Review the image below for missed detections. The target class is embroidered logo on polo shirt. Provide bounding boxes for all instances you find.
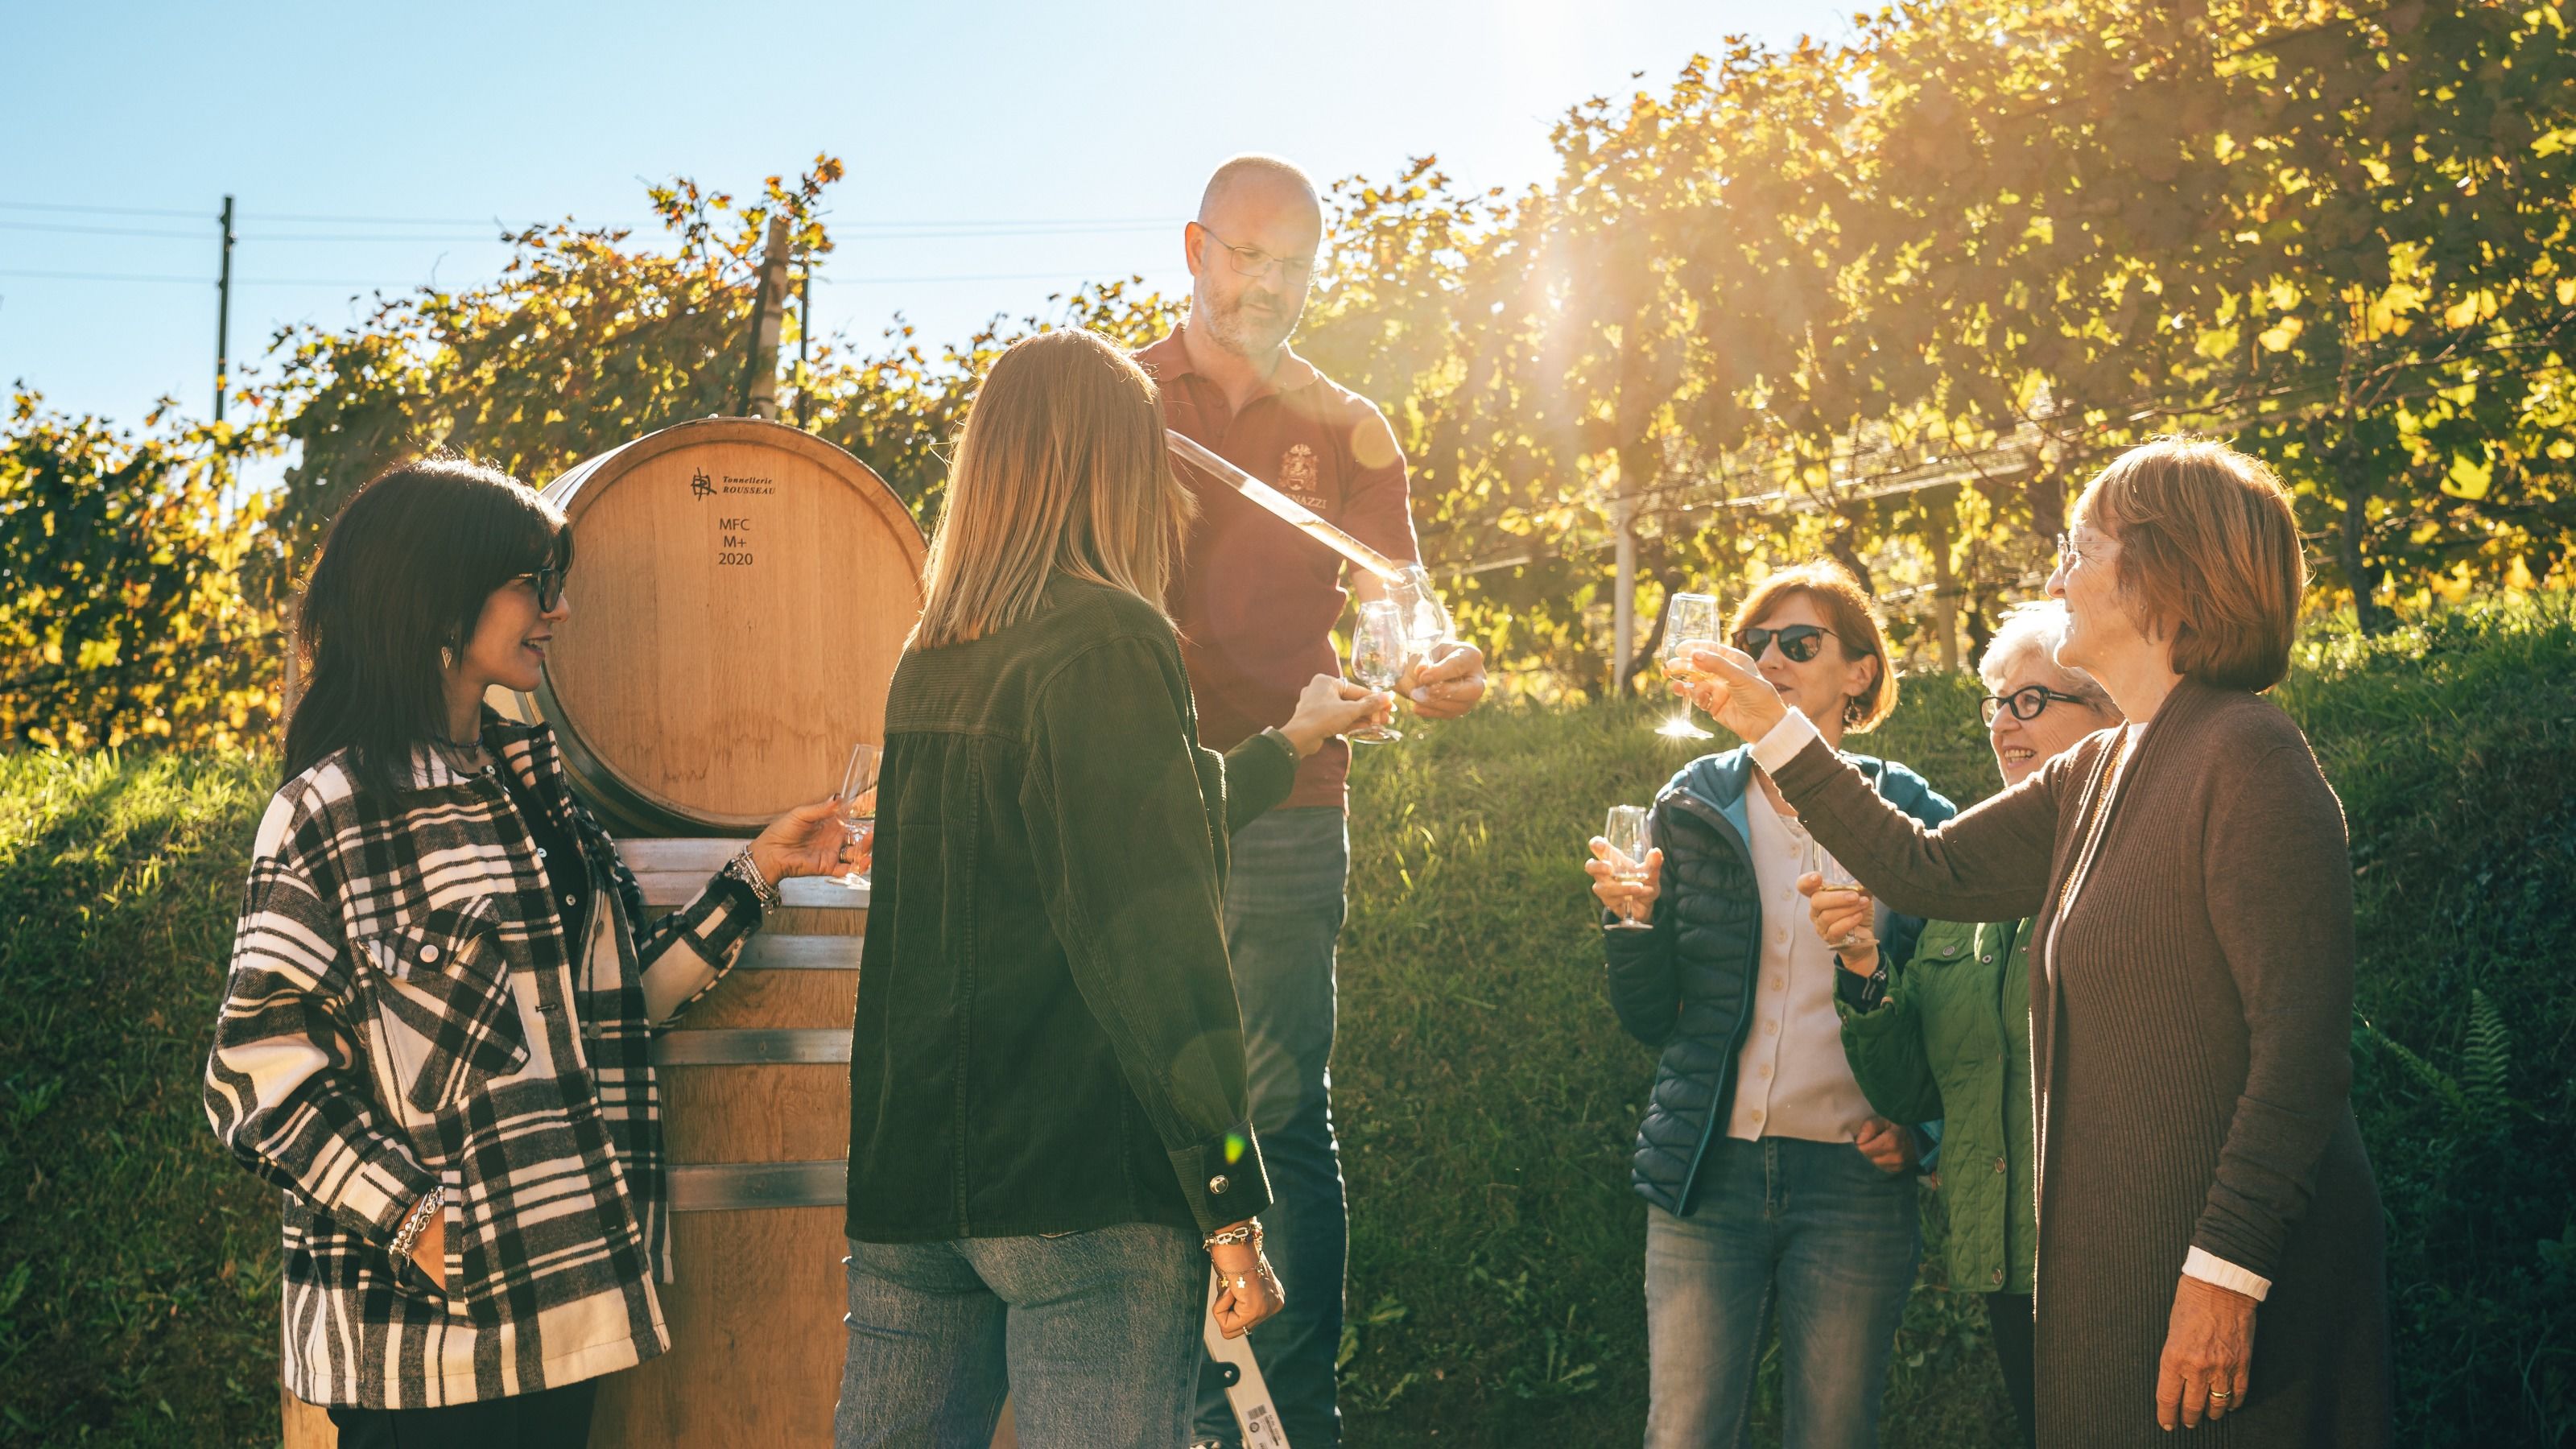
[1278,444,1327,509]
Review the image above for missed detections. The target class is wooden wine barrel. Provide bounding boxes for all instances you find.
[524,416,926,836]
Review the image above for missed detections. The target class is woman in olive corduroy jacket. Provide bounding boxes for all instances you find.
[1818,601,2121,1449]
[830,329,1389,1449]
[1688,440,2390,1447]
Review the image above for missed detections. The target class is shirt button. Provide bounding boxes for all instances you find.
[1770,976,1784,992]
[1208,1174,1229,1195]
[1757,1063,1772,1077]
[1992,1268,2006,1285]
[419,944,440,962]
[1749,1109,1765,1124]
[563,894,577,907]
[1994,1156,2008,1174]
[1765,1019,1779,1035]
[1981,953,1993,964]
[535,847,548,861]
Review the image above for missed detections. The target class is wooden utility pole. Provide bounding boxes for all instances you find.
[795,246,814,429]
[214,195,235,423]
[739,215,793,420]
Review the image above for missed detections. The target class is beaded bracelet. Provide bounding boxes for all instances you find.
[723,844,784,910]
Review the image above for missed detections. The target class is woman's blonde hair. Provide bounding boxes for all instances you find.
[2071,437,2306,692]
[911,330,1193,649]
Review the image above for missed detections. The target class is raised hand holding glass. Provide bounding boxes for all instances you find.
[1657,592,1723,739]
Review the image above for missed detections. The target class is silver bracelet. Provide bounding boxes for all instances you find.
[723,844,783,910]
[1203,1219,1264,1252]
[388,1186,443,1264]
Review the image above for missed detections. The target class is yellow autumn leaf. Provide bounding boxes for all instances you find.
[2258,317,2304,351]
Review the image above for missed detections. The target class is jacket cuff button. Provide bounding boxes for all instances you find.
[419,944,440,962]
[1208,1174,1229,1195]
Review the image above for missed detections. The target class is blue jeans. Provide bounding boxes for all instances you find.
[1193,807,1350,1447]
[1643,1136,1921,1449]
[832,1225,1200,1449]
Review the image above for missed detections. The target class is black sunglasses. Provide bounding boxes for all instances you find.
[1980,684,2092,726]
[516,564,567,612]
[1732,624,1841,663]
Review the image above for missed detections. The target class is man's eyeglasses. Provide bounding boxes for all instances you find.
[1732,624,1841,663]
[1980,684,2093,726]
[516,565,567,612]
[1195,224,1315,285]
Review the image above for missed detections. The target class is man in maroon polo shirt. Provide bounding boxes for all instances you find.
[1143,154,1487,1449]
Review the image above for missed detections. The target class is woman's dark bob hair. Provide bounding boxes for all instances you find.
[283,456,571,795]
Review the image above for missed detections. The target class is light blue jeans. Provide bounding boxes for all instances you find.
[1194,807,1352,1448]
[831,1224,1200,1449]
[1644,1135,1921,1449]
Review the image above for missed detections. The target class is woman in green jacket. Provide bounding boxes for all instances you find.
[1804,601,2120,1449]
[831,329,1389,1449]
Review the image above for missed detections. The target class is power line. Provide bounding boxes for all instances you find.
[0,219,209,239]
[0,199,205,220]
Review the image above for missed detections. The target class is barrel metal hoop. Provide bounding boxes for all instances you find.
[653,1028,850,1066]
[667,1158,847,1212]
[738,935,864,971]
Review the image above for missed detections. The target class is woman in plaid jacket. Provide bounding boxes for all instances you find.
[203,458,850,1447]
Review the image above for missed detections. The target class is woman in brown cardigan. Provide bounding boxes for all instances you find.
[1675,438,2391,1446]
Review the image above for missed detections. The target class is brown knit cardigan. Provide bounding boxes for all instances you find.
[1772,679,2391,1447]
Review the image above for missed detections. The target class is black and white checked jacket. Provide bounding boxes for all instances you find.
[204,714,763,1408]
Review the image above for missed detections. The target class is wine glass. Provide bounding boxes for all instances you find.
[1348,600,1406,744]
[1810,769,1880,952]
[1602,804,1655,931]
[832,742,881,889]
[1657,592,1724,739]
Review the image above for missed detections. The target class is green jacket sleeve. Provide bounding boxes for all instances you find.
[1220,729,1300,836]
[1837,935,1946,1125]
[1020,634,1272,1236]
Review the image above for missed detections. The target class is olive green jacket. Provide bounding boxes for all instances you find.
[845,576,1296,1244]
[1838,916,2037,1296]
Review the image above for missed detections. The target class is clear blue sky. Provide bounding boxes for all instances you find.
[3,0,1855,435]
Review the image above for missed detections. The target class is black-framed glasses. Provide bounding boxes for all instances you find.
[516,564,567,612]
[1194,223,1315,284]
[1981,684,2093,726]
[1732,624,1839,663]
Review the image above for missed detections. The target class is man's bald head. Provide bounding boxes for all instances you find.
[1197,155,1322,229]
[1186,155,1324,361]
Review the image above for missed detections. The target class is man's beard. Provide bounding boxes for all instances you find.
[1197,286,1302,357]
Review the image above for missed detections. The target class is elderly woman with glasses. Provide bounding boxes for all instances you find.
[1678,439,2391,1447]
[1803,600,2120,1449]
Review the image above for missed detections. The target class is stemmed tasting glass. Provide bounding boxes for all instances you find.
[1602,805,1655,931]
[1348,600,1407,744]
[831,742,881,890]
[1657,592,1724,740]
[1808,770,1880,952]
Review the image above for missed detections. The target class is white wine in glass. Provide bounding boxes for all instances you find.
[1603,804,1655,931]
[1657,592,1724,739]
[832,742,881,890]
[1348,600,1406,744]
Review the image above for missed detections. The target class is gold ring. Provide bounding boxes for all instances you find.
[2210,1389,2233,1402]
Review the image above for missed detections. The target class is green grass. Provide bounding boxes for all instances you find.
[3,597,2571,1447]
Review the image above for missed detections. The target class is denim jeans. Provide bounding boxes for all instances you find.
[1193,807,1350,1447]
[831,1225,1200,1449]
[1643,1136,1921,1449]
